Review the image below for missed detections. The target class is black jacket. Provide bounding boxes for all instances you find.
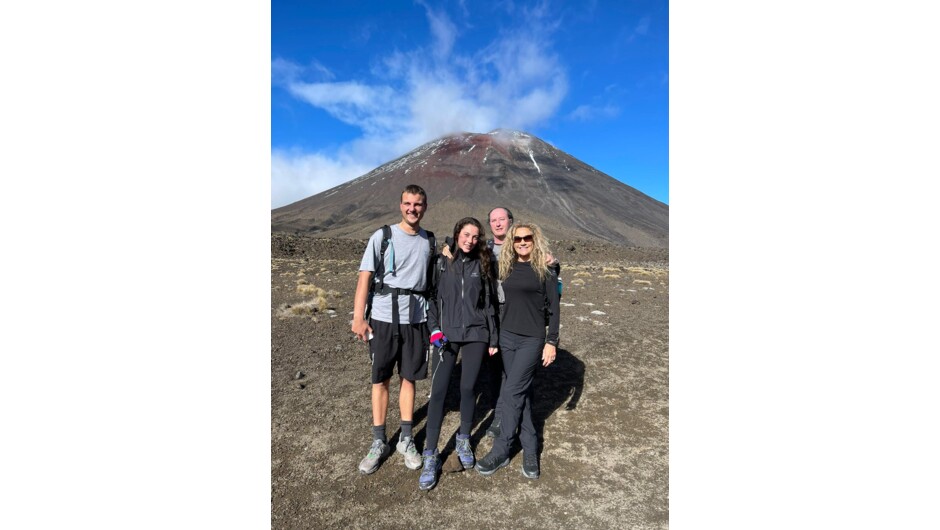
[427,249,498,347]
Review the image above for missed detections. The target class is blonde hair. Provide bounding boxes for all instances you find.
[498,223,551,282]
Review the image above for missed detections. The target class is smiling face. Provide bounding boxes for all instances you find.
[488,208,511,242]
[512,227,534,261]
[457,223,481,254]
[399,192,426,229]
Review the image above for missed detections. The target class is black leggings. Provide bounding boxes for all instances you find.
[424,341,487,452]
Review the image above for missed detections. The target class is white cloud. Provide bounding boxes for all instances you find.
[423,4,458,58]
[271,4,569,208]
[286,81,403,134]
[271,149,373,209]
[569,103,620,122]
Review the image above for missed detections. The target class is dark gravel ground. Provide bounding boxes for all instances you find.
[271,233,669,529]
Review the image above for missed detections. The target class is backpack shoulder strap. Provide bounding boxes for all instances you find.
[426,230,436,257]
[374,225,392,291]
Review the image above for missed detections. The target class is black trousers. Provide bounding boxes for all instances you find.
[424,341,486,452]
[490,330,543,457]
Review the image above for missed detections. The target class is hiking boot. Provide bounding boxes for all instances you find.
[418,449,440,491]
[485,416,501,439]
[455,433,475,469]
[475,451,509,476]
[358,439,391,474]
[521,452,540,479]
[396,434,422,470]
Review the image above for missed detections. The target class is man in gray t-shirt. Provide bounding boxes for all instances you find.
[351,184,433,475]
[358,224,430,325]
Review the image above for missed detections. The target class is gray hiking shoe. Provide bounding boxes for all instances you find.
[455,434,475,469]
[521,452,540,479]
[358,439,391,474]
[418,449,440,491]
[396,435,422,470]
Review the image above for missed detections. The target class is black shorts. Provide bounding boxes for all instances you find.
[369,319,430,384]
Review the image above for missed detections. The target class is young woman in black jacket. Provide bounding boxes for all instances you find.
[419,217,499,490]
[475,222,560,480]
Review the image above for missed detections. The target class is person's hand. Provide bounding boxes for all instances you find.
[430,330,448,348]
[442,245,453,260]
[541,344,557,367]
[545,253,557,265]
[488,346,499,356]
[352,319,373,342]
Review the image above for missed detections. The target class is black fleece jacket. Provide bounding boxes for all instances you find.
[427,249,498,347]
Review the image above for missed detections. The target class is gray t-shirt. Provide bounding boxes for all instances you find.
[359,224,431,324]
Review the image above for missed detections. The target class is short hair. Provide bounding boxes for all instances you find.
[488,206,513,223]
[402,184,428,203]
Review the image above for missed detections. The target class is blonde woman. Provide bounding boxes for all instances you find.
[475,223,560,480]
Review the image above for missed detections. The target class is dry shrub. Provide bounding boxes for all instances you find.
[602,267,620,273]
[601,274,621,279]
[633,279,652,286]
[297,283,326,297]
[571,278,586,286]
[574,271,592,277]
[626,266,668,280]
[277,297,327,318]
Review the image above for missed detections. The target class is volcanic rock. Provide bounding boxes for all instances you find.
[271,129,668,248]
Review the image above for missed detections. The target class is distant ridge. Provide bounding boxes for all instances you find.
[272,129,668,248]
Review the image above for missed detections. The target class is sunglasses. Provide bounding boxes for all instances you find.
[513,234,534,243]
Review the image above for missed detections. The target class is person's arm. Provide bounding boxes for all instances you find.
[542,270,560,366]
[441,236,454,260]
[351,271,373,341]
[426,254,443,335]
[544,268,560,347]
[484,273,499,355]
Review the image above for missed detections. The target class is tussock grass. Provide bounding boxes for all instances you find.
[602,267,620,273]
[273,282,332,318]
[601,274,621,279]
[276,299,326,318]
[633,279,652,286]
[571,278,586,286]
[296,283,327,297]
[574,271,592,277]
[625,266,668,279]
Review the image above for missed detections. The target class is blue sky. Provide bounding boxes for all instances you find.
[272,0,668,209]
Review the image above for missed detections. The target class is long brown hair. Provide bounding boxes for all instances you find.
[498,223,550,282]
[451,217,492,285]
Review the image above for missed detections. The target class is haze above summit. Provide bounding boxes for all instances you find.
[272,0,668,209]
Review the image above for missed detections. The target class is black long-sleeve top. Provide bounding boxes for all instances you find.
[499,261,560,345]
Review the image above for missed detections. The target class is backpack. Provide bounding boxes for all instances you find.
[365,224,436,322]
[551,260,563,299]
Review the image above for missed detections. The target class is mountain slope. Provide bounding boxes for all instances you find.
[271,129,668,248]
